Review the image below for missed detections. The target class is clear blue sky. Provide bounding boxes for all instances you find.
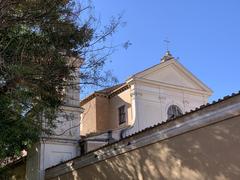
[88,0,240,101]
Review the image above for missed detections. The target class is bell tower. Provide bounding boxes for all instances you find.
[26,58,83,180]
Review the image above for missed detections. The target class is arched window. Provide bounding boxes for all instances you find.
[167,105,183,119]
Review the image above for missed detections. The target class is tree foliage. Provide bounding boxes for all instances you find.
[0,0,120,159]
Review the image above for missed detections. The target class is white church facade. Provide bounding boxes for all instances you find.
[125,51,212,135]
[4,51,216,180]
[79,51,212,152]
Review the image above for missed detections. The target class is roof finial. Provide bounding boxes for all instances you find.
[161,50,174,63]
[161,38,174,62]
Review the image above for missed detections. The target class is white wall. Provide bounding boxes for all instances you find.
[126,82,209,136]
[26,140,79,180]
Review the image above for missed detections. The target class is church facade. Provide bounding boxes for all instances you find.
[4,51,213,179]
[80,51,212,152]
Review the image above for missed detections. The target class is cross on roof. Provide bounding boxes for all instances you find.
[164,38,170,51]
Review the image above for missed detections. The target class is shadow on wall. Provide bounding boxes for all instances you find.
[54,116,240,180]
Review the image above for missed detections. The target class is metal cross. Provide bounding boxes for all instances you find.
[164,38,170,51]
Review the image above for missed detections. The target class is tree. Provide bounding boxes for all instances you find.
[0,0,121,160]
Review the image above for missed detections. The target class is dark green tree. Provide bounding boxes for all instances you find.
[0,0,121,161]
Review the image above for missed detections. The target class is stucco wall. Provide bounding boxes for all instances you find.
[80,98,97,136]
[127,82,208,135]
[109,88,132,129]
[96,96,110,131]
[46,115,240,180]
[81,89,132,136]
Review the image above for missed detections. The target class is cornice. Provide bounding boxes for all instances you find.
[133,77,212,96]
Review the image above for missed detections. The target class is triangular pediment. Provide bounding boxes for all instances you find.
[131,59,212,94]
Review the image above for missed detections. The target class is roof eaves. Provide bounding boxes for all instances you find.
[80,83,129,106]
[108,84,129,98]
[80,92,107,106]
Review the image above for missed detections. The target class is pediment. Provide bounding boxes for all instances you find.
[132,60,212,94]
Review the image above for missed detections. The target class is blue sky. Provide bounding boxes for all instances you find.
[87,0,240,101]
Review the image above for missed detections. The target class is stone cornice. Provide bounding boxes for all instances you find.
[133,77,212,96]
[40,137,79,145]
[60,105,84,113]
